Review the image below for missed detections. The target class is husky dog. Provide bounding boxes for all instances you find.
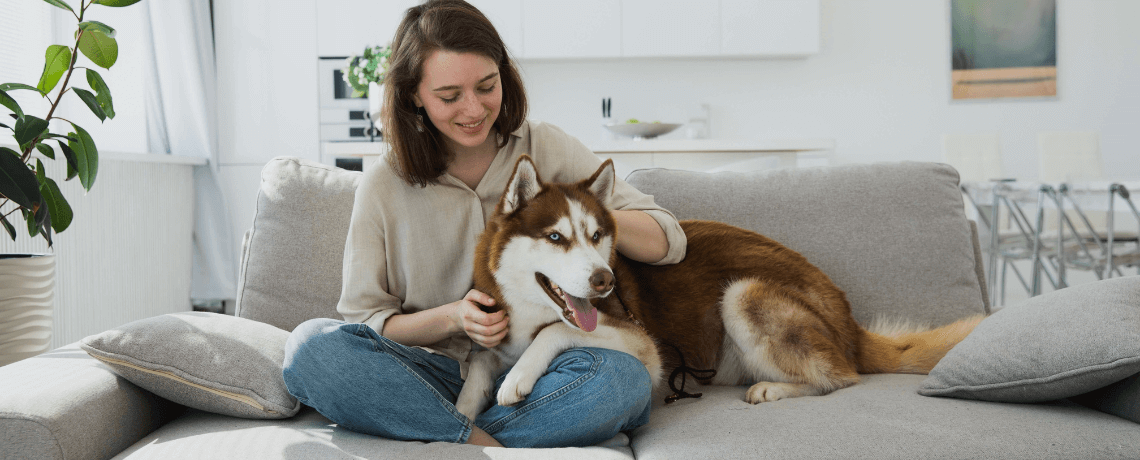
[454,155,983,421]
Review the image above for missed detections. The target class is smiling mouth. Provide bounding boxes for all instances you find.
[535,273,599,332]
[456,117,485,129]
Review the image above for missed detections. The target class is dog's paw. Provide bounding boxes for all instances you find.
[496,369,538,407]
[745,382,798,404]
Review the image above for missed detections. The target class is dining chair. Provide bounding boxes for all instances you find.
[1037,131,1140,282]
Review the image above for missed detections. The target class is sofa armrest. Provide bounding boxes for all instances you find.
[0,342,184,460]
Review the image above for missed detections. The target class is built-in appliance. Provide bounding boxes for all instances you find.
[318,56,380,143]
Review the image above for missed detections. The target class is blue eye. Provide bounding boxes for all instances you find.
[549,233,562,241]
[592,231,601,241]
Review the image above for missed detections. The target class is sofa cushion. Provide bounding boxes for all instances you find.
[626,162,987,326]
[235,157,360,331]
[114,406,636,459]
[80,312,301,419]
[631,374,1140,460]
[919,276,1140,403]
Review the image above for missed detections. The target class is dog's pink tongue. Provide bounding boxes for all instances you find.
[563,293,599,332]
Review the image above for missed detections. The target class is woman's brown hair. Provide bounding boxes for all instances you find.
[382,0,528,187]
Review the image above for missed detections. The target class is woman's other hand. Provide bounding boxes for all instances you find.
[451,289,509,347]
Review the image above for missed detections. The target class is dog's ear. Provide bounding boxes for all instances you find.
[501,155,542,215]
[586,159,616,204]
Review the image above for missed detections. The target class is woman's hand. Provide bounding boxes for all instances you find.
[450,289,509,348]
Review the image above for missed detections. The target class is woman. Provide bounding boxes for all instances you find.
[283,0,687,448]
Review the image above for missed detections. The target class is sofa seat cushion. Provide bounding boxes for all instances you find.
[626,162,987,326]
[630,374,1140,460]
[114,406,635,460]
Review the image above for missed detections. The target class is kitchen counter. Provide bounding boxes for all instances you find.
[590,138,835,153]
[590,138,836,179]
[320,138,836,179]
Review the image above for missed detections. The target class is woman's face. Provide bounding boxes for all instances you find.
[413,49,502,153]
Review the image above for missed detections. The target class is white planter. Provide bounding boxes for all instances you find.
[368,81,384,127]
[0,254,54,367]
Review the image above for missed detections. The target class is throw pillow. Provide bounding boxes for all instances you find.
[918,276,1140,403]
[81,312,300,419]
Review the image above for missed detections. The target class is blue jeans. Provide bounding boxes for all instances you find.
[282,318,652,448]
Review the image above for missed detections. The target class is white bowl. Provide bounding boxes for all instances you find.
[604,122,682,140]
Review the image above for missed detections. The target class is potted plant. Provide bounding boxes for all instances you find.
[0,0,142,367]
[343,44,391,128]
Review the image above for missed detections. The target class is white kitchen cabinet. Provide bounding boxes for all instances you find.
[522,0,622,59]
[515,0,819,60]
[621,0,720,57]
[721,0,820,57]
[316,0,420,57]
[468,0,525,59]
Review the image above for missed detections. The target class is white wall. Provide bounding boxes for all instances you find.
[519,0,1140,180]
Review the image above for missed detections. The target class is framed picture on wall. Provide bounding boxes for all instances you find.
[950,0,1057,100]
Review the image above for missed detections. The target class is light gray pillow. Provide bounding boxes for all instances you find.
[235,156,360,332]
[919,276,1140,403]
[80,312,300,419]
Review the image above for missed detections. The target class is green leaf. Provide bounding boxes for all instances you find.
[40,176,72,233]
[0,89,23,121]
[35,159,46,183]
[42,133,76,142]
[0,147,43,210]
[68,123,98,190]
[24,209,38,238]
[37,45,72,94]
[56,141,79,180]
[0,214,15,241]
[43,0,75,14]
[33,205,52,247]
[86,69,114,119]
[73,87,106,121]
[14,115,48,147]
[78,21,116,38]
[35,143,55,160]
[78,30,117,69]
[93,0,143,6]
[0,83,43,94]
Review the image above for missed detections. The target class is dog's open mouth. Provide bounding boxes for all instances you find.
[536,273,599,332]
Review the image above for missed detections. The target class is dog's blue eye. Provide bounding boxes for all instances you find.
[549,233,561,241]
[592,231,601,241]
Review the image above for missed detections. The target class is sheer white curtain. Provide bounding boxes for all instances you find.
[141,0,237,302]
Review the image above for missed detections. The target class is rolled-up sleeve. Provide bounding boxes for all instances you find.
[336,167,403,334]
[535,122,687,265]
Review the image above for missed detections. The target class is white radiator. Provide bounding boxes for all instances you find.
[1,152,199,350]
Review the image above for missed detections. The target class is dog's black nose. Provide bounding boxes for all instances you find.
[590,270,614,293]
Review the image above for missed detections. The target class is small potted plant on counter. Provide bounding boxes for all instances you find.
[343,44,392,131]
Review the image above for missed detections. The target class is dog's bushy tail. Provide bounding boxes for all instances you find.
[855,314,986,374]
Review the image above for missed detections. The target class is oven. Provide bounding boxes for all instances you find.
[317,56,379,143]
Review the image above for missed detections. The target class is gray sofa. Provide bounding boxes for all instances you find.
[2,157,1138,459]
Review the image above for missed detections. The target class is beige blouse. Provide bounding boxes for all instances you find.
[336,120,687,371]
